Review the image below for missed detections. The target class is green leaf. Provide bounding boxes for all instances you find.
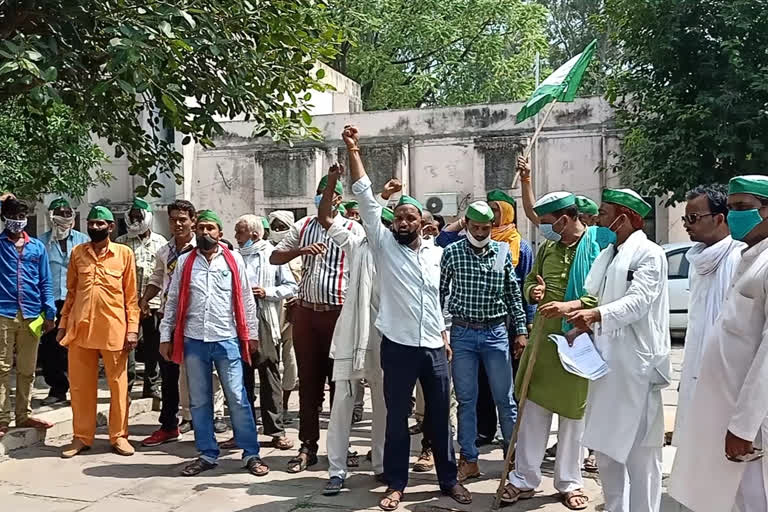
[134,185,148,197]
[0,61,19,75]
[182,135,192,145]
[301,110,312,125]
[179,10,196,29]
[159,21,173,37]
[42,66,58,82]
[25,50,43,61]
[316,68,325,79]
[117,80,135,94]
[161,93,178,113]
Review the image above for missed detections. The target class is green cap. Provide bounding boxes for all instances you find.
[48,198,70,211]
[87,206,114,222]
[533,192,575,216]
[728,175,768,199]
[132,197,151,212]
[486,189,516,206]
[261,217,270,229]
[396,195,423,213]
[381,207,394,223]
[318,176,344,196]
[337,203,347,215]
[575,195,599,215]
[197,209,223,229]
[465,201,494,223]
[601,188,652,217]
[342,200,359,210]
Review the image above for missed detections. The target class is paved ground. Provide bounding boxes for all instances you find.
[0,346,686,512]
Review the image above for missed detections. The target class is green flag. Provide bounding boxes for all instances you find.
[516,39,597,124]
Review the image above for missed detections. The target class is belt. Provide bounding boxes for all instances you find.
[299,300,343,312]
[452,317,506,330]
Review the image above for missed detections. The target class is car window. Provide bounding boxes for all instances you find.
[667,250,690,279]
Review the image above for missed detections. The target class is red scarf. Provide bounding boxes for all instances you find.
[172,243,251,365]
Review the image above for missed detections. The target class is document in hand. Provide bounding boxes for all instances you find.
[548,333,609,380]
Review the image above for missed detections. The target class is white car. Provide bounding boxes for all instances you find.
[664,242,694,339]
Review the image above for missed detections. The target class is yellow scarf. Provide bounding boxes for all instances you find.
[490,201,522,265]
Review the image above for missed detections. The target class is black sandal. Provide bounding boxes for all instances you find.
[443,483,472,505]
[287,448,318,473]
[347,450,359,468]
[246,457,270,476]
[181,457,216,476]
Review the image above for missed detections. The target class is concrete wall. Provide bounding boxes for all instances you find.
[202,96,686,245]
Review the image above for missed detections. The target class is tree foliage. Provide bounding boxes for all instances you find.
[328,0,549,110]
[0,0,338,197]
[603,0,768,203]
[0,100,110,199]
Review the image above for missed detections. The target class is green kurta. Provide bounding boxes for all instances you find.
[515,239,598,419]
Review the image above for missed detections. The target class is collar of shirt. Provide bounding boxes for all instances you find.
[0,231,29,244]
[85,241,116,259]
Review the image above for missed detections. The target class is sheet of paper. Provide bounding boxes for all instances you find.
[28,314,44,338]
[549,333,608,380]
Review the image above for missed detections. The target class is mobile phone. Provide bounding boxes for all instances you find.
[727,449,764,463]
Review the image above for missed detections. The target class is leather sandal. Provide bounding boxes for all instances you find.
[287,448,317,473]
[562,490,589,510]
[379,489,403,511]
[246,457,270,476]
[443,483,472,505]
[181,457,217,476]
[500,483,535,504]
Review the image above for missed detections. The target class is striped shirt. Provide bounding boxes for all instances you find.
[274,215,364,305]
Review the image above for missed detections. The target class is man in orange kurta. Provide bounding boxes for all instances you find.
[57,206,140,458]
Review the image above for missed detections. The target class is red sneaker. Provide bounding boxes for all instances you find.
[141,428,180,447]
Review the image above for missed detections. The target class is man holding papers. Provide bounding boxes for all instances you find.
[670,175,768,512]
[502,191,603,510]
[567,189,671,512]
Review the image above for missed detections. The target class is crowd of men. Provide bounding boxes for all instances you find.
[0,125,766,512]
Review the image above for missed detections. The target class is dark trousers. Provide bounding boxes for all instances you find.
[243,349,285,437]
[40,300,68,398]
[381,336,457,492]
[158,358,181,431]
[476,362,498,439]
[127,313,162,395]
[292,305,338,454]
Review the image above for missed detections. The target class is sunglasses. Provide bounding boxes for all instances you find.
[682,212,715,224]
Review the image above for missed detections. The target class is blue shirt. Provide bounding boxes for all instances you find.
[436,228,537,324]
[38,229,90,302]
[0,231,57,321]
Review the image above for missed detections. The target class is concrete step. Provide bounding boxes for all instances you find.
[0,398,153,457]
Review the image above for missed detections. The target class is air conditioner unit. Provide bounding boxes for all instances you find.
[424,193,458,216]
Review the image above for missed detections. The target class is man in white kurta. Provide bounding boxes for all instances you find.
[674,185,743,443]
[670,175,768,512]
[568,188,671,512]
[318,167,391,495]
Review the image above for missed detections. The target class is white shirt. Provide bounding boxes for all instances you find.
[352,175,445,349]
[148,235,197,313]
[670,237,768,512]
[159,247,258,343]
[274,214,363,305]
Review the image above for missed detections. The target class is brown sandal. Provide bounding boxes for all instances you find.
[246,457,270,477]
[218,437,237,449]
[562,490,589,510]
[272,436,294,450]
[379,489,403,511]
[443,483,472,504]
[583,453,599,473]
[500,483,535,504]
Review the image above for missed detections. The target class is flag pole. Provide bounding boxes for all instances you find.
[511,99,558,189]
[491,336,541,510]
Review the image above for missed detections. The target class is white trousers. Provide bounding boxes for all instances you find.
[179,364,224,421]
[596,405,662,512]
[327,377,387,479]
[734,459,767,512]
[508,400,585,494]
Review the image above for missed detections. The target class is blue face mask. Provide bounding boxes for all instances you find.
[538,223,562,242]
[241,239,255,249]
[728,209,765,241]
[314,194,323,209]
[594,226,617,249]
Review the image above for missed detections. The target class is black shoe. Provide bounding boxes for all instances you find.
[179,420,193,434]
[323,476,344,496]
[214,418,228,434]
[41,395,67,406]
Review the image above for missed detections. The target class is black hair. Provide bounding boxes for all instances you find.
[167,199,196,218]
[433,214,446,231]
[686,185,728,216]
[551,205,579,219]
[1,198,28,218]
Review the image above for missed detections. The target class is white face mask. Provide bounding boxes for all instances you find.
[466,230,490,248]
[50,214,75,240]
[269,230,288,244]
[125,210,153,238]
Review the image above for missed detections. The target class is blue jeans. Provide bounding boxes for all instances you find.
[451,322,517,462]
[184,337,260,464]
